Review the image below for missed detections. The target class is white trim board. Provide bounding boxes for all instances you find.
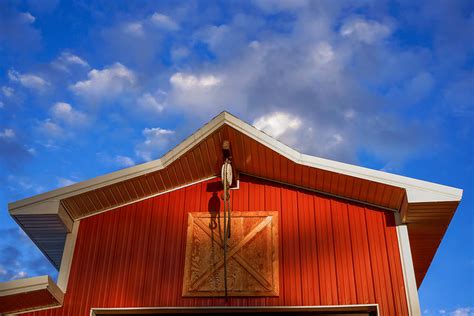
[57,221,80,293]
[396,221,421,316]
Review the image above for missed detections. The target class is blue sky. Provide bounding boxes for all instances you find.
[0,0,472,314]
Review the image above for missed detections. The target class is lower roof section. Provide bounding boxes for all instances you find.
[11,202,72,270]
[0,275,64,314]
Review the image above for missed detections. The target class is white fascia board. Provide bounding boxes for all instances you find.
[0,275,50,296]
[57,221,80,293]
[8,111,462,217]
[222,112,462,204]
[298,154,462,203]
[396,223,421,316]
[0,275,64,303]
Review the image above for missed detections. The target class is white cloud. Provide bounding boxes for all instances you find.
[169,72,225,112]
[97,153,136,168]
[171,47,190,61]
[70,63,135,103]
[152,6,431,165]
[6,175,45,195]
[123,22,145,37]
[8,69,50,91]
[114,155,135,167]
[50,102,88,126]
[136,127,174,161]
[57,177,76,187]
[2,86,14,97]
[52,52,89,72]
[20,12,35,24]
[137,92,165,113]
[253,112,302,138]
[0,101,4,109]
[0,129,15,139]
[425,307,474,316]
[150,12,179,30]
[252,112,349,159]
[312,41,335,65]
[450,307,474,316]
[38,119,64,138]
[61,53,88,67]
[12,270,27,280]
[197,24,230,52]
[340,18,392,44]
[170,72,221,90]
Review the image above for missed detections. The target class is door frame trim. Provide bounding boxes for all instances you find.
[91,304,379,316]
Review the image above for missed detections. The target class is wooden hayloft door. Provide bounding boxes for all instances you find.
[182,211,279,297]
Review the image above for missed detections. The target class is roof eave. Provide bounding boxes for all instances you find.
[8,111,462,216]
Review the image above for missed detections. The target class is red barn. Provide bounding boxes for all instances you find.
[0,112,462,315]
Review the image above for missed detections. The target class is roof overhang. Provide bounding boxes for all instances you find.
[7,111,463,286]
[0,275,63,314]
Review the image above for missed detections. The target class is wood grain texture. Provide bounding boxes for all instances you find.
[182,211,279,297]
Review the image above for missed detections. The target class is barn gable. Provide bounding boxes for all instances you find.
[0,111,462,315]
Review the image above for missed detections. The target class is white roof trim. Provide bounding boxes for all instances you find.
[223,112,462,203]
[9,111,462,215]
[0,275,63,303]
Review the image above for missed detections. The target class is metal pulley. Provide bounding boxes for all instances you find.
[221,160,233,198]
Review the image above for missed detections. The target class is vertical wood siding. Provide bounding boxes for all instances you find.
[24,176,408,316]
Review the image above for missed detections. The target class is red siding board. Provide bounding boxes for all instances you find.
[297,191,320,306]
[348,205,375,304]
[25,176,408,316]
[280,187,302,305]
[331,200,357,305]
[314,195,338,305]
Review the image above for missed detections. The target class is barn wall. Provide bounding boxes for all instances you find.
[24,176,408,316]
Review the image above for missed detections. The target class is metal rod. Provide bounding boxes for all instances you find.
[227,192,231,238]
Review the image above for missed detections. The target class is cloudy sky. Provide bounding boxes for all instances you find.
[0,0,472,314]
